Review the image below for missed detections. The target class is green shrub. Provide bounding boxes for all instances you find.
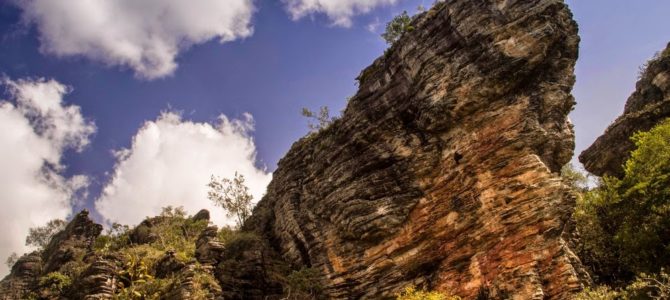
[576,271,670,300]
[39,272,72,294]
[381,11,414,45]
[625,271,670,299]
[576,118,670,280]
[286,267,323,298]
[395,286,460,300]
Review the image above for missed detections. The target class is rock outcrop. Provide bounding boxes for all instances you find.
[0,210,102,300]
[247,0,583,298]
[0,254,41,300]
[580,43,670,177]
[1,1,588,298]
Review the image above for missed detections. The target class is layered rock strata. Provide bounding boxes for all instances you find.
[247,0,583,298]
[580,43,670,177]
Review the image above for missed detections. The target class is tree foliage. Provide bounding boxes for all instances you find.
[286,267,323,299]
[395,286,460,300]
[576,118,670,281]
[5,252,19,269]
[301,106,335,133]
[381,11,414,45]
[26,219,67,250]
[561,163,589,192]
[208,172,254,228]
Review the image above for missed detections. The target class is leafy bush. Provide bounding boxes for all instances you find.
[286,267,323,298]
[94,222,131,254]
[395,286,460,300]
[575,118,670,280]
[574,286,621,300]
[561,163,589,192]
[39,272,72,295]
[117,247,163,299]
[576,271,670,300]
[381,11,414,45]
[625,271,670,299]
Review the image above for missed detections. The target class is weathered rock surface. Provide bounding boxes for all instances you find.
[0,210,103,299]
[247,0,583,298]
[580,43,670,177]
[0,254,41,300]
[42,210,103,274]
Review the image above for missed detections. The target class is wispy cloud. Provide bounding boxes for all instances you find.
[283,0,399,27]
[14,0,255,79]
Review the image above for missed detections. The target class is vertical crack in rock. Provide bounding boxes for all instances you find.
[246,0,582,298]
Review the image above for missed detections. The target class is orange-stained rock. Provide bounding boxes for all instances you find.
[246,0,584,298]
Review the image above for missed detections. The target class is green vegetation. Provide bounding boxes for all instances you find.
[395,286,460,300]
[567,118,670,298]
[93,206,211,299]
[576,270,670,299]
[576,118,670,280]
[301,106,335,133]
[38,272,72,295]
[381,11,414,45]
[286,267,323,298]
[26,219,66,249]
[116,249,162,299]
[208,172,254,228]
[561,163,589,192]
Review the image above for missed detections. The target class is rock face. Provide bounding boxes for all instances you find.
[247,0,583,298]
[580,43,670,177]
[0,254,41,300]
[0,210,102,300]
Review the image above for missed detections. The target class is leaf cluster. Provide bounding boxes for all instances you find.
[575,118,670,281]
[395,286,460,300]
[381,11,414,45]
[208,173,253,228]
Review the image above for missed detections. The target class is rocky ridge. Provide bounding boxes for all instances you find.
[247,0,584,298]
[580,43,670,177]
[0,0,589,299]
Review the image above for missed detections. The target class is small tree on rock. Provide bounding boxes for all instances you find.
[301,106,334,132]
[381,11,414,45]
[207,172,253,229]
[26,219,67,250]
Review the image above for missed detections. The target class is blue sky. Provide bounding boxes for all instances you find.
[0,0,669,275]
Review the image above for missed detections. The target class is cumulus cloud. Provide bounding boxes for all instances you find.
[14,0,255,79]
[0,78,95,276]
[95,111,272,227]
[283,0,399,27]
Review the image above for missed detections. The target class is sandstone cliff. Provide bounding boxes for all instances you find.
[1,0,586,299]
[580,43,670,177]
[247,0,583,298]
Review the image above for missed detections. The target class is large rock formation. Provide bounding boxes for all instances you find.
[247,0,583,298]
[580,43,670,177]
[0,210,102,300]
[1,1,587,298]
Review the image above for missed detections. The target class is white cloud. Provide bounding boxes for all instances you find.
[15,0,255,79]
[0,78,95,276]
[283,0,399,27]
[95,111,272,228]
[367,17,382,33]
